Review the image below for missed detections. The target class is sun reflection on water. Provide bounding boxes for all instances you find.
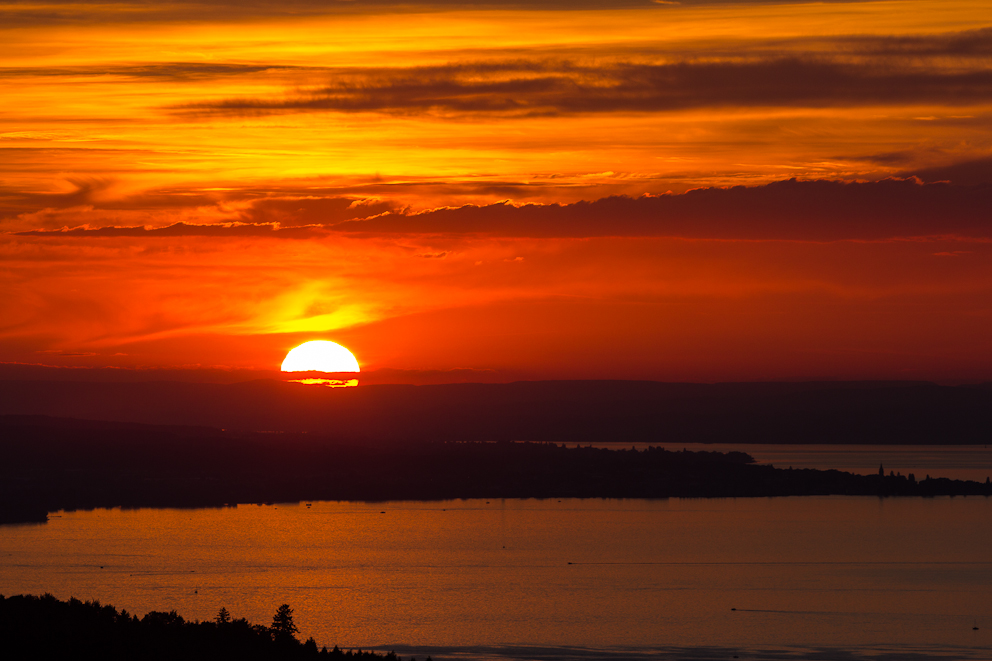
[285,378,359,388]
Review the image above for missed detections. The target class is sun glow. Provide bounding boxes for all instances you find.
[281,340,360,373]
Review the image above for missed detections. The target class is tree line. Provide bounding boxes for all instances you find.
[0,593,430,661]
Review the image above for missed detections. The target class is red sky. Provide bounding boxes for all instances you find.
[1,0,991,382]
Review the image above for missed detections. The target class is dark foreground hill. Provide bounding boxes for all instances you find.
[1,378,991,444]
[2,415,989,524]
[0,593,407,661]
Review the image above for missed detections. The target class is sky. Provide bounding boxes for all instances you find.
[1,0,991,382]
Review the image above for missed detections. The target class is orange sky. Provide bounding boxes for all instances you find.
[2,0,991,382]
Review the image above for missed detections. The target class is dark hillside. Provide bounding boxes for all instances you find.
[2,415,988,524]
[1,379,991,444]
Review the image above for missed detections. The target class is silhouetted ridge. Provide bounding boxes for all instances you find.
[1,415,988,522]
[1,379,991,444]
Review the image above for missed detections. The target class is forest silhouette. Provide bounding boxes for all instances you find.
[0,593,421,661]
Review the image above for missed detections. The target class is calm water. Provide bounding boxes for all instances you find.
[2,498,991,661]
[589,444,992,482]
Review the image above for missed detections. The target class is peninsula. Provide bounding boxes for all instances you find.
[2,415,988,524]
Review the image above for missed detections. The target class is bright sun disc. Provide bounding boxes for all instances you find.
[281,340,360,373]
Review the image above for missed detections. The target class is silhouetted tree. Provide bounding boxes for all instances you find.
[270,603,299,643]
[143,610,184,627]
[215,607,231,625]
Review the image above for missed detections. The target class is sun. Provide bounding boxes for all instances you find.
[281,340,360,373]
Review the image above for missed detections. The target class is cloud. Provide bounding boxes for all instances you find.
[238,196,398,227]
[35,349,99,357]
[905,156,992,187]
[15,222,320,238]
[0,179,223,229]
[0,63,302,82]
[838,27,992,58]
[0,0,877,27]
[172,56,992,118]
[12,179,992,241]
[1,181,400,232]
[330,179,992,240]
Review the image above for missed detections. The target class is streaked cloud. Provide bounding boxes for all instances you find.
[14,179,992,241]
[168,31,992,118]
[0,0,882,28]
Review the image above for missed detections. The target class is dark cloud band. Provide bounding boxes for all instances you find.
[172,55,992,118]
[329,179,992,240]
[14,179,992,241]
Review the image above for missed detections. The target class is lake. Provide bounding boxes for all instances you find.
[1,497,990,660]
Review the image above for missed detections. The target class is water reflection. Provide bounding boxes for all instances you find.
[0,498,989,655]
[286,378,359,388]
[282,371,359,388]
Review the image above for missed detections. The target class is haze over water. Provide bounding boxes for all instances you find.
[2,497,990,660]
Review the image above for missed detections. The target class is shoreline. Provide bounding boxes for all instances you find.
[3,415,990,526]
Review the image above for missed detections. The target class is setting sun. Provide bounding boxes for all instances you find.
[281,340,360,373]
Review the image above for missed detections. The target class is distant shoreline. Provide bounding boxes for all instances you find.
[3,415,989,525]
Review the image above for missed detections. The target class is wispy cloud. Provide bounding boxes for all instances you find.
[171,48,992,118]
[0,0,879,28]
[0,63,302,81]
